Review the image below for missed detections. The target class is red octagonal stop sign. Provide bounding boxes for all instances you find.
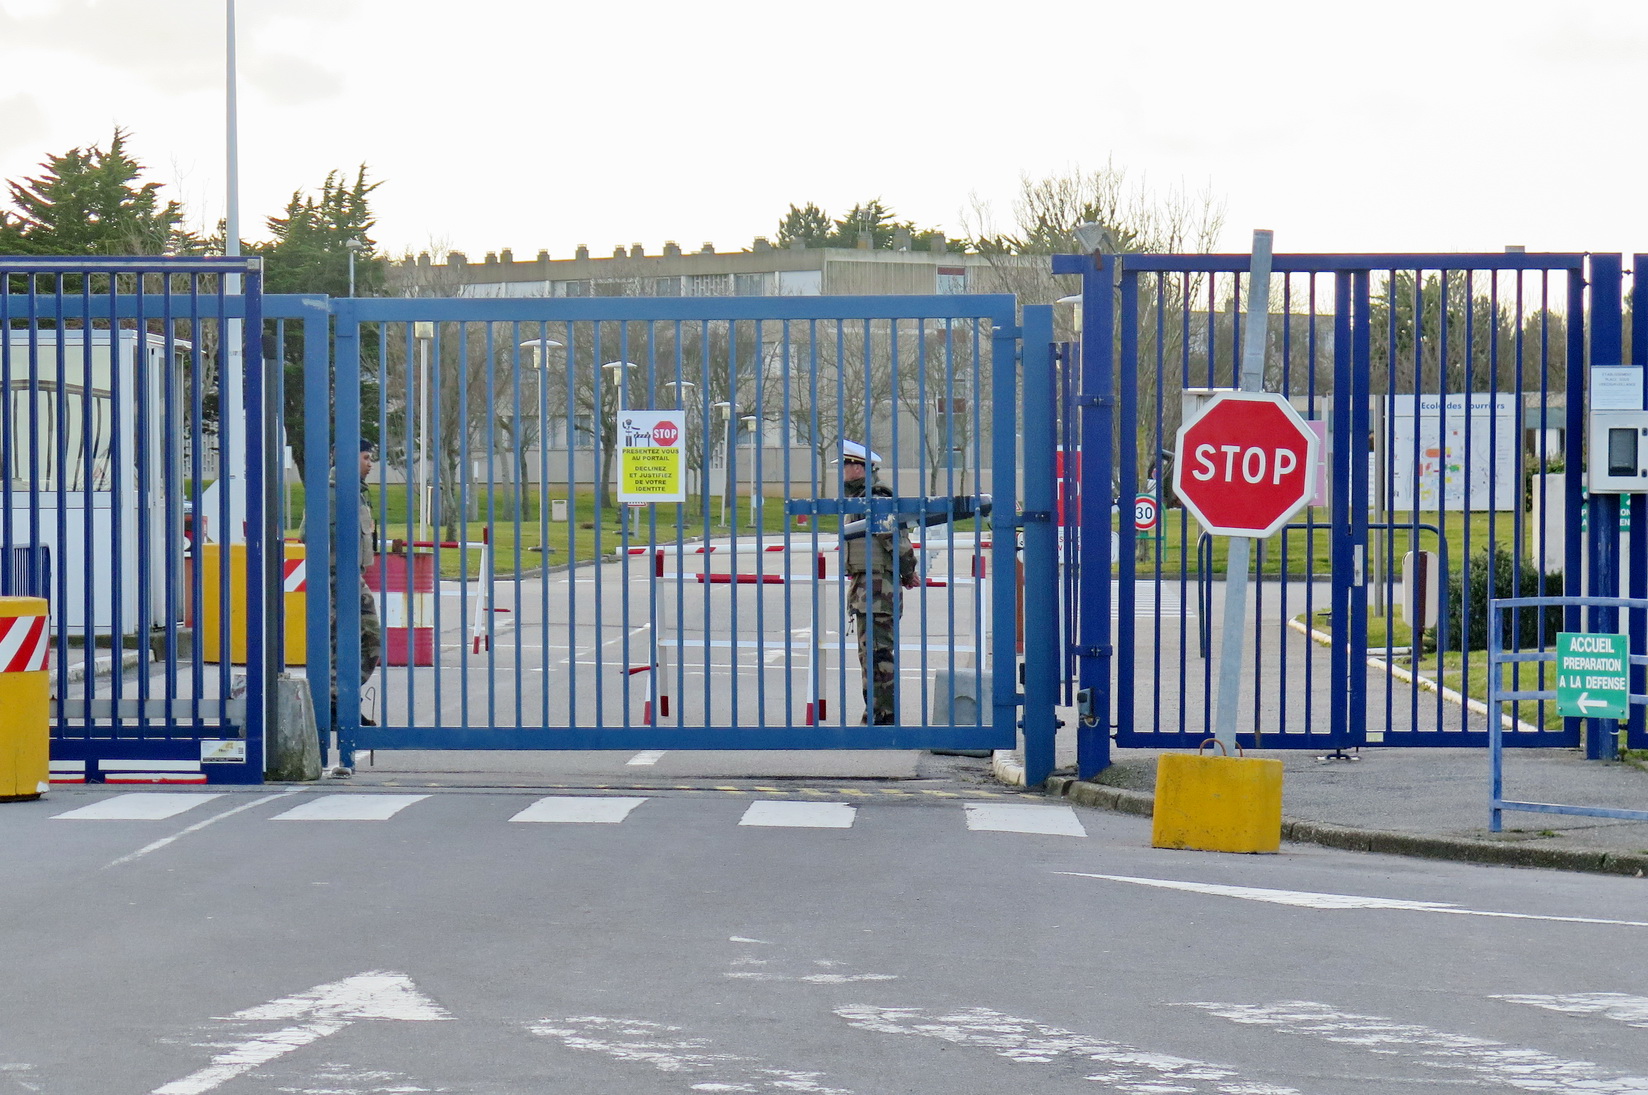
[1173,391,1319,538]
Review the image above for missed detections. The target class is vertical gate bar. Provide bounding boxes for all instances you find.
[809,318,825,732]
[403,322,418,731]
[617,321,633,729]
[1077,254,1114,777]
[592,321,606,730]
[188,279,205,730]
[483,323,498,729]
[1442,270,1468,737]
[510,325,524,728]
[780,318,795,731]
[540,323,557,731]
[1152,274,1167,738]
[834,317,848,730]
[703,319,716,728]
[304,307,332,758]
[333,298,363,770]
[913,319,929,726]
[1302,275,1320,743]
[1021,305,1056,784]
[1347,269,1371,749]
[971,318,986,735]
[1511,272,1527,716]
[1330,272,1353,750]
[990,309,1020,763]
[1179,272,1194,741]
[431,322,447,737]
[1586,254,1624,760]
[214,277,232,719]
[1630,256,1648,750]
[1277,275,1294,742]
[754,319,769,726]
[1562,269,1586,745]
[1116,271,1140,748]
[243,264,269,766]
[136,283,154,728]
[564,321,579,732]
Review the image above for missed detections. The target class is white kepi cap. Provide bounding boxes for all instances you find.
[841,439,882,466]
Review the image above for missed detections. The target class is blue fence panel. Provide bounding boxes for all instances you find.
[2,257,271,785]
[319,294,1033,767]
[1057,251,1594,772]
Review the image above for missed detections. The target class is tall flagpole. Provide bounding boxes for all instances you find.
[220,0,247,541]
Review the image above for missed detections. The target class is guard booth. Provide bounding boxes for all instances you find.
[3,328,187,636]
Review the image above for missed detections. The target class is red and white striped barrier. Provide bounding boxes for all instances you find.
[0,609,49,674]
[282,557,307,593]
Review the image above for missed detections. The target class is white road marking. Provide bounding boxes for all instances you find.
[1063,874,1648,927]
[530,1016,855,1094]
[1497,993,1648,1029]
[835,1005,1300,1094]
[729,936,775,945]
[625,750,667,766]
[270,795,430,822]
[104,793,302,869]
[739,801,856,829]
[52,793,225,821]
[151,971,449,1095]
[964,802,1086,837]
[509,796,648,824]
[1187,1000,1648,1094]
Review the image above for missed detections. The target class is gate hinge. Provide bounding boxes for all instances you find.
[1075,393,1114,408]
[1073,644,1113,658]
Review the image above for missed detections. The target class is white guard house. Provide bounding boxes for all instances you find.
[4,329,188,635]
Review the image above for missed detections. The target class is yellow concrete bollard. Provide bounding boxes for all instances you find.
[1151,742,1283,853]
[201,543,308,665]
[0,596,51,802]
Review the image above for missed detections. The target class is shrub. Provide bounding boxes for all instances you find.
[1443,545,1565,653]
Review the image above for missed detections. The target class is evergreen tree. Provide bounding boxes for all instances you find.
[0,128,194,255]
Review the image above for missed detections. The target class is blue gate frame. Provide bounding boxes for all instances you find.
[1056,250,1612,777]
[317,294,1058,779]
[2,256,273,784]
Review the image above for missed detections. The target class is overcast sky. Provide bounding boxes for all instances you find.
[2,0,1645,263]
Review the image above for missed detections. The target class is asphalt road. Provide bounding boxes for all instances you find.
[5,782,1647,1094]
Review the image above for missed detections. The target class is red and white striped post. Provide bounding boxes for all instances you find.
[367,549,437,667]
[0,597,50,801]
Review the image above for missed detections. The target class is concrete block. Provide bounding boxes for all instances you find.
[267,674,321,782]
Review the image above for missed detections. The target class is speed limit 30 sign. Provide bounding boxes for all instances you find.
[1133,495,1159,532]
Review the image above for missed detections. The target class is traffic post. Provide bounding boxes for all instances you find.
[1152,231,1309,854]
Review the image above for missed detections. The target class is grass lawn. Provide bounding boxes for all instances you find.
[1122,505,1536,582]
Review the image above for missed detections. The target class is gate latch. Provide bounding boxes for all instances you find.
[1076,687,1100,727]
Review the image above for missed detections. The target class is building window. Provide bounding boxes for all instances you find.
[652,276,681,297]
[559,280,592,298]
[687,273,732,297]
[937,266,967,295]
[734,273,770,297]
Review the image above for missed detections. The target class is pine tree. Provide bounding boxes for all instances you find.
[0,128,193,255]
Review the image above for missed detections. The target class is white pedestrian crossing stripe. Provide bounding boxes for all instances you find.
[739,801,856,828]
[271,795,430,822]
[1497,993,1648,1029]
[51,792,225,821]
[1189,1000,1648,1094]
[509,796,648,824]
[964,801,1086,837]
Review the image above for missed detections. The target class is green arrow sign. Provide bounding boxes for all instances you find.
[1555,632,1630,719]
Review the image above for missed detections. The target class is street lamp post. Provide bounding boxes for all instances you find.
[602,361,643,534]
[740,414,759,528]
[346,238,364,298]
[513,337,564,530]
[661,380,697,502]
[710,401,732,526]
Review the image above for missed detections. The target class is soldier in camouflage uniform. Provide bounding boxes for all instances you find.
[302,440,381,723]
[841,441,917,725]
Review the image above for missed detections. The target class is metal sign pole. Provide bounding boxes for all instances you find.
[1212,230,1275,752]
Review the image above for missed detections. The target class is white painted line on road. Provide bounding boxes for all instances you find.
[1187,1000,1648,1094]
[964,802,1086,837]
[509,796,648,824]
[1497,993,1648,1029]
[530,1015,858,1093]
[836,1005,1300,1093]
[1063,874,1648,927]
[271,795,430,822]
[729,936,775,945]
[152,971,449,1095]
[625,751,667,766]
[52,792,225,821]
[739,801,856,828]
[104,792,302,869]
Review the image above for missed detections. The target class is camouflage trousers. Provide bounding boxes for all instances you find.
[328,573,381,707]
[849,574,901,725]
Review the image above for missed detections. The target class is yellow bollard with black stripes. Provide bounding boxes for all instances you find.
[1151,740,1283,853]
[0,597,51,802]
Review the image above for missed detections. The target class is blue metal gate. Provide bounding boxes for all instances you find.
[1057,250,1607,776]
[1,256,272,785]
[317,295,1057,776]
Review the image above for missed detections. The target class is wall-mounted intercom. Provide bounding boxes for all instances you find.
[1588,410,1648,493]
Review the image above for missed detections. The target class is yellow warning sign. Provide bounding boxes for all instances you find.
[617,411,686,504]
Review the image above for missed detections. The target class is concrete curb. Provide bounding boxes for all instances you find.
[991,750,1025,787]
[1044,775,1648,878]
[65,651,141,683]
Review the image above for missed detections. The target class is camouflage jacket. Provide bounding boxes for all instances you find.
[842,481,916,587]
[298,474,377,573]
